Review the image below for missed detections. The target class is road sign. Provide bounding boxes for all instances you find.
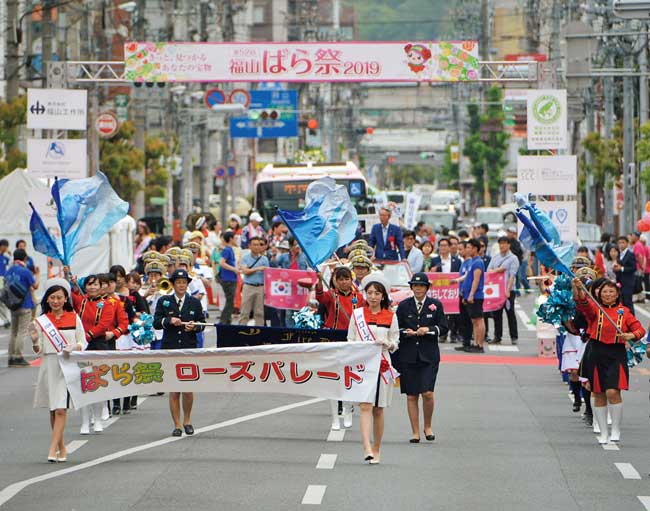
[215,166,226,178]
[27,88,87,130]
[205,88,226,108]
[227,166,236,177]
[229,89,251,108]
[115,94,129,122]
[96,112,119,138]
[230,90,298,139]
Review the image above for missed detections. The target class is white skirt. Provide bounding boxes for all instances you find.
[33,353,69,410]
[561,333,582,372]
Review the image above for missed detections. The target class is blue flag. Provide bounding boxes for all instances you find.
[278,177,358,267]
[52,171,129,264]
[29,203,63,261]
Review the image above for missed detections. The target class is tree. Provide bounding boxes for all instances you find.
[439,142,459,188]
[144,134,175,213]
[100,121,144,205]
[463,87,509,205]
[388,164,435,189]
[636,122,650,197]
[0,96,27,178]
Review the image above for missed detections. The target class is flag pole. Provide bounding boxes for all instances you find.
[572,276,626,336]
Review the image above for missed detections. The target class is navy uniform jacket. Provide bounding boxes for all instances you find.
[615,250,637,294]
[429,255,462,273]
[396,296,448,364]
[153,294,206,349]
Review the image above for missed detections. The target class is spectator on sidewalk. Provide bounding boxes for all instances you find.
[454,239,485,353]
[6,249,39,366]
[614,236,637,314]
[218,232,239,325]
[239,236,269,326]
[404,230,423,273]
[631,231,646,303]
[487,236,520,345]
[0,239,11,327]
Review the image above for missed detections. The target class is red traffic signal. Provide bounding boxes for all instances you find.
[387,156,396,164]
[307,118,319,130]
[366,127,374,135]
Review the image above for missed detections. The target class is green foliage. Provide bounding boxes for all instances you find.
[144,134,174,208]
[100,121,144,204]
[636,122,650,197]
[0,96,27,178]
[582,124,622,187]
[388,164,435,189]
[439,142,459,188]
[463,87,509,205]
[350,0,450,40]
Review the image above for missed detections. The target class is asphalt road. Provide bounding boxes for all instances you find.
[2,294,650,510]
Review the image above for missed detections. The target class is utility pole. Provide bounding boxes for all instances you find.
[623,55,635,234]
[219,0,235,227]
[480,0,490,206]
[603,53,615,235]
[199,0,211,212]
[6,0,20,102]
[584,0,596,223]
[639,24,649,212]
[133,0,147,220]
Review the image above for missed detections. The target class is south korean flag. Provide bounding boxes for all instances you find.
[271,281,292,296]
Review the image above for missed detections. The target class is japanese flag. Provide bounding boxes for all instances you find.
[271,281,292,296]
[483,283,500,298]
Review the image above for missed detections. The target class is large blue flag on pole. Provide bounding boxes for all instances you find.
[29,203,64,261]
[277,177,358,268]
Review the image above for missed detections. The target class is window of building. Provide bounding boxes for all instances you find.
[253,6,265,24]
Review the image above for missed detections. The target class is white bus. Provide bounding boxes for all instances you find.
[254,161,370,223]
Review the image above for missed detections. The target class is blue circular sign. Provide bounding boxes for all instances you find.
[205,89,226,108]
[215,166,226,178]
[227,166,236,177]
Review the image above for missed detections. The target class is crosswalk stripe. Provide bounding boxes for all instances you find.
[302,485,326,505]
[488,345,519,352]
[615,462,641,479]
[65,440,87,454]
[315,454,337,470]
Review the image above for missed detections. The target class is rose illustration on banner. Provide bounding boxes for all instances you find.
[404,43,432,74]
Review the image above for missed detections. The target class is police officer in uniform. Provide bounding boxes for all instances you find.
[153,269,205,437]
[395,273,448,443]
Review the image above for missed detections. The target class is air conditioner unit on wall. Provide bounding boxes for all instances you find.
[613,0,650,19]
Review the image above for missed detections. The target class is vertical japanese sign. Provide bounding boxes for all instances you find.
[124,41,480,83]
[403,192,422,230]
[264,268,318,309]
[526,89,567,149]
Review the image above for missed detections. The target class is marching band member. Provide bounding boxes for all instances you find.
[348,273,399,464]
[140,260,167,350]
[178,251,207,347]
[573,277,645,443]
[396,273,448,443]
[153,269,205,437]
[315,266,365,430]
[349,254,374,288]
[30,279,86,462]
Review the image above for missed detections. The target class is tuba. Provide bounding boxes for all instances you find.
[157,277,174,295]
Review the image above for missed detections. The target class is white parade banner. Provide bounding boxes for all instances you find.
[27,88,87,130]
[517,200,577,242]
[124,41,480,83]
[516,155,577,196]
[27,138,88,179]
[59,342,382,408]
[403,192,422,230]
[526,89,567,150]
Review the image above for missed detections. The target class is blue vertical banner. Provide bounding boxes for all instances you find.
[230,90,298,139]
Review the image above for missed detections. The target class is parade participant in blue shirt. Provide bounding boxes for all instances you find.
[218,231,239,325]
[453,239,485,353]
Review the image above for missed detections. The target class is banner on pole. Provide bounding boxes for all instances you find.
[526,89,567,150]
[516,155,577,196]
[425,271,506,314]
[59,342,382,408]
[124,41,480,83]
[403,192,422,230]
[27,139,88,179]
[264,268,317,309]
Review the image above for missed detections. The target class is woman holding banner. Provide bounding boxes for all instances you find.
[30,279,86,463]
[348,273,399,464]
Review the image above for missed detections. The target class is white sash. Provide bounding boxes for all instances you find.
[352,308,399,383]
[35,314,69,353]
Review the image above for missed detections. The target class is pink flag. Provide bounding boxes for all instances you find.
[425,271,506,314]
[264,268,318,310]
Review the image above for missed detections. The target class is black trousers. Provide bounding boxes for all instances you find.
[621,291,635,315]
[221,280,237,324]
[459,299,473,347]
[493,291,518,341]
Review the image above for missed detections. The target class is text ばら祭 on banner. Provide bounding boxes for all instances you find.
[425,272,507,315]
[124,41,480,83]
[59,342,382,408]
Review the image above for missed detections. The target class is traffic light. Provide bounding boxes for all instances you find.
[387,155,396,164]
[307,118,319,135]
[420,152,436,160]
[249,109,280,120]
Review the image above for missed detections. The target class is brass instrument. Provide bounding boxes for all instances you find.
[157,277,174,295]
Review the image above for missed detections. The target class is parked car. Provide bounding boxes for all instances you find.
[430,189,462,216]
[373,260,413,308]
[475,207,506,233]
[418,211,458,232]
[577,222,603,252]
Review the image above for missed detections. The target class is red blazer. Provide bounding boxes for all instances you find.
[72,291,129,342]
[316,287,365,330]
[575,299,645,345]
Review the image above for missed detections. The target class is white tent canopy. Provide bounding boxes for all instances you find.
[0,169,136,291]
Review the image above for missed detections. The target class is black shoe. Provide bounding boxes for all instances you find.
[9,357,30,367]
[130,397,138,409]
[172,428,182,437]
[425,433,435,441]
[511,339,518,345]
[469,345,484,353]
[454,345,469,352]
[439,336,447,344]
[183,424,194,435]
[488,338,501,344]
[409,437,420,443]
[572,401,581,412]
[584,414,593,426]
[112,406,121,416]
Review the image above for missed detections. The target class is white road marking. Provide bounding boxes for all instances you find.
[516,310,536,331]
[634,306,650,319]
[316,454,337,470]
[302,485,327,505]
[65,440,87,454]
[638,496,650,510]
[615,462,642,479]
[0,397,324,506]
[102,417,119,428]
[487,345,519,352]
[326,429,345,442]
[602,443,620,451]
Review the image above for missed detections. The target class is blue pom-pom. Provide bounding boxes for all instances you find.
[128,313,155,345]
[536,274,576,329]
[292,307,323,329]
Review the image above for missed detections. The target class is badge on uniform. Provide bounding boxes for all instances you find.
[163,300,170,308]
[426,314,433,318]
[190,310,195,316]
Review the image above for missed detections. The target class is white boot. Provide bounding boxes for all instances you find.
[609,402,623,442]
[80,406,91,435]
[607,410,612,425]
[342,402,353,428]
[329,400,340,431]
[100,401,110,421]
[593,406,609,444]
[92,403,104,432]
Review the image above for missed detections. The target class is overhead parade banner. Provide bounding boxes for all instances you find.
[124,41,480,83]
[59,342,382,408]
